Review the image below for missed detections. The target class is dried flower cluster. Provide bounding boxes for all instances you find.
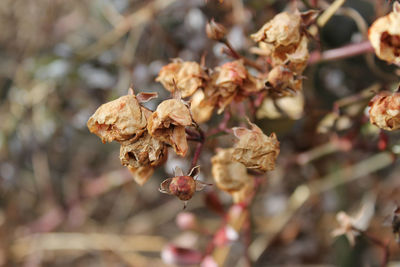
[369,90,400,131]
[368,2,400,65]
[88,91,193,185]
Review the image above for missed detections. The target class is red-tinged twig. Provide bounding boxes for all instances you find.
[308,40,374,64]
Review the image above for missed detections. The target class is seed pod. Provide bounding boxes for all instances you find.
[369,90,400,131]
[159,166,210,207]
[206,19,227,41]
[368,2,400,65]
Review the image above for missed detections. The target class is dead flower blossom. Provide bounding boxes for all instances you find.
[156,60,207,98]
[147,99,193,156]
[119,132,168,185]
[190,89,215,124]
[87,94,147,143]
[369,90,400,131]
[368,2,400,65]
[211,148,253,193]
[207,60,262,113]
[232,122,280,172]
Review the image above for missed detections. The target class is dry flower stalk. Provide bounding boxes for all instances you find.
[369,90,400,131]
[368,2,400,65]
[87,95,147,143]
[147,99,193,156]
[232,122,280,172]
[156,60,207,98]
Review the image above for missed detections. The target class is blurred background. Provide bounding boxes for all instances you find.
[1,0,400,266]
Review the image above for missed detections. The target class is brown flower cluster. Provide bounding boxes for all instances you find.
[87,91,193,185]
[211,123,280,203]
[369,90,400,131]
[156,59,263,123]
[368,2,400,65]
[251,9,311,96]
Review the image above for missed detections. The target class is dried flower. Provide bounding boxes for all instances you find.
[265,65,303,96]
[232,176,255,204]
[368,2,400,65]
[206,19,227,41]
[211,148,251,193]
[159,166,209,207]
[190,89,215,123]
[251,11,302,48]
[207,60,262,113]
[156,60,207,98]
[87,95,147,143]
[232,122,279,172]
[147,99,193,156]
[119,132,168,185]
[256,92,304,120]
[369,90,400,131]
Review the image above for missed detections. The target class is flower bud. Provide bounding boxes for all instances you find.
[206,19,227,41]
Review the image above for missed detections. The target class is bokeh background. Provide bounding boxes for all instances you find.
[1,0,400,266]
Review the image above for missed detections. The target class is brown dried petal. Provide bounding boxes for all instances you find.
[87,95,146,143]
[251,11,302,47]
[156,60,207,98]
[232,123,280,172]
[147,99,192,156]
[127,165,154,186]
[266,66,303,96]
[276,36,309,73]
[369,91,400,131]
[368,3,400,65]
[211,148,251,193]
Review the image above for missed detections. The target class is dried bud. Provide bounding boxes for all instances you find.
[147,99,192,156]
[368,2,400,65]
[251,11,302,48]
[120,132,168,185]
[159,166,209,206]
[256,92,304,120]
[156,60,207,98]
[232,122,280,172]
[209,60,262,113]
[190,90,215,123]
[211,148,251,193]
[87,95,146,143]
[206,19,227,41]
[369,90,400,131]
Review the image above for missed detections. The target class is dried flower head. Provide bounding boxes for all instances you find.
[159,166,210,208]
[232,122,280,172]
[208,60,262,113]
[190,89,215,123]
[256,92,304,120]
[156,60,207,98]
[251,11,302,48]
[87,95,147,143]
[119,132,168,185]
[368,2,400,65]
[206,19,227,41]
[147,99,193,156]
[211,148,252,193]
[265,65,303,96]
[369,90,400,131]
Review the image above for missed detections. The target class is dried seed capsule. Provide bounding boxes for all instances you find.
[206,19,227,41]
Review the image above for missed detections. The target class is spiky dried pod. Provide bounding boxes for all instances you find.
[211,148,251,193]
[147,99,192,156]
[369,90,400,131]
[156,60,207,98]
[368,2,400,65]
[232,122,280,172]
[87,95,147,143]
